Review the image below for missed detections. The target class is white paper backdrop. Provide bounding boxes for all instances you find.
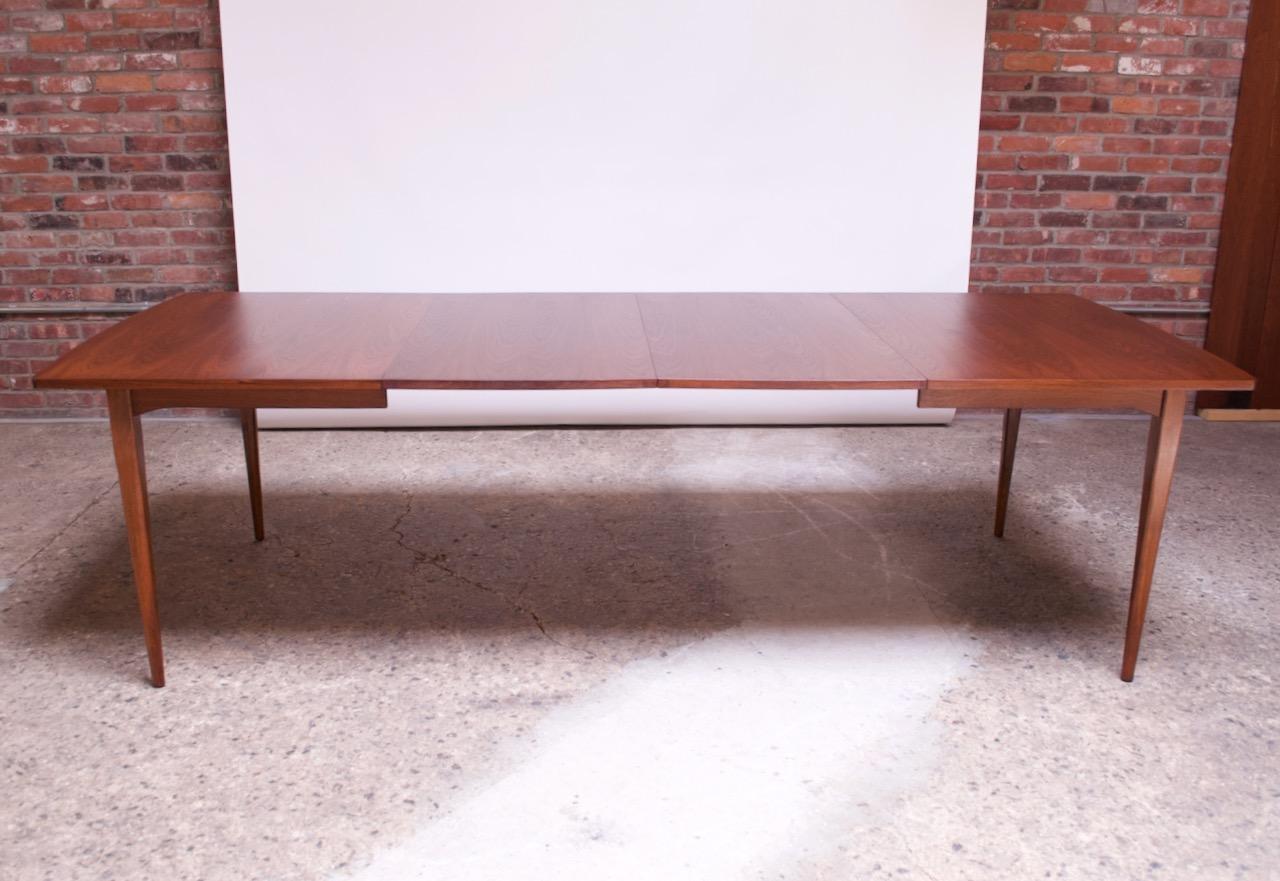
[219,0,986,426]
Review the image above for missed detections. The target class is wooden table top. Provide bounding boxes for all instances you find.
[35,291,1254,394]
[837,292,1252,391]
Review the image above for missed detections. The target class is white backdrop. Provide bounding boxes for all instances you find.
[219,0,987,426]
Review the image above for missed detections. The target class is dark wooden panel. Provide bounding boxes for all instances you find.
[1260,221,1280,407]
[637,293,923,389]
[35,292,428,390]
[384,293,655,389]
[1201,0,1280,409]
[837,292,1254,391]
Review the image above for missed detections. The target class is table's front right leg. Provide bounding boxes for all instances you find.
[106,389,165,688]
[1121,388,1186,682]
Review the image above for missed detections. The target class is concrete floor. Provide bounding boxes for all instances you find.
[0,415,1277,881]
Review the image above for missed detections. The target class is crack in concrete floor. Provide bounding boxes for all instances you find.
[387,492,594,657]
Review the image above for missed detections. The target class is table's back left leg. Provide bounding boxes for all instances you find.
[107,390,165,688]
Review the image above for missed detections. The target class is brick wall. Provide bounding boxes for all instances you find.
[0,0,1254,417]
[0,0,234,417]
[973,0,1250,345]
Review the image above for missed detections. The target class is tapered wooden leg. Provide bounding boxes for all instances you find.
[1121,389,1186,682]
[240,408,264,541]
[994,408,1022,537]
[107,390,165,688]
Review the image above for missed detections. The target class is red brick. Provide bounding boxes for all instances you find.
[1117,17,1163,34]
[1158,98,1201,116]
[56,194,108,211]
[180,50,222,69]
[154,71,213,90]
[1052,135,1102,152]
[1138,37,1185,55]
[984,74,1035,91]
[1112,96,1157,114]
[1004,53,1060,72]
[11,12,65,32]
[0,156,49,173]
[8,56,64,75]
[88,33,142,51]
[1,195,54,212]
[1059,96,1109,113]
[126,52,179,71]
[95,73,152,92]
[1014,13,1071,32]
[65,11,114,31]
[28,33,88,53]
[1102,268,1152,283]
[1127,157,1172,173]
[1171,157,1221,173]
[1062,55,1116,73]
[1103,137,1152,153]
[1080,117,1129,133]
[165,192,222,209]
[1063,193,1116,210]
[1146,177,1194,193]
[1184,0,1230,14]
[1025,116,1077,133]
[1043,34,1091,51]
[124,93,179,111]
[1152,138,1201,155]
[988,32,1041,51]
[67,135,123,153]
[67,95,121,112]
[37,75,94,94]
[0,77,36,95]
[999,135,1052,152]
[1096,35,1141,53]
[66,54,124,73]
[115,10,174,29]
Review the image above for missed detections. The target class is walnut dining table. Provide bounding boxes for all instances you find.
[34,291,1254,687]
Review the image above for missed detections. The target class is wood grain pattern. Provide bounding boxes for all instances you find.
[386,294,654,389]
[36,292,427,390]
[36,291,1254,394]
[1121,389,1187,682]
[838,293,1254,392]
[637,293,923,389]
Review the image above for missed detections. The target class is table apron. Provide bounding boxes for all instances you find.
[919,387,1163,415]
[129,387,387,415]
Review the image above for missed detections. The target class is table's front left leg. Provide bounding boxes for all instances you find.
[1121,389,1187,682]
[106,390,165,687]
